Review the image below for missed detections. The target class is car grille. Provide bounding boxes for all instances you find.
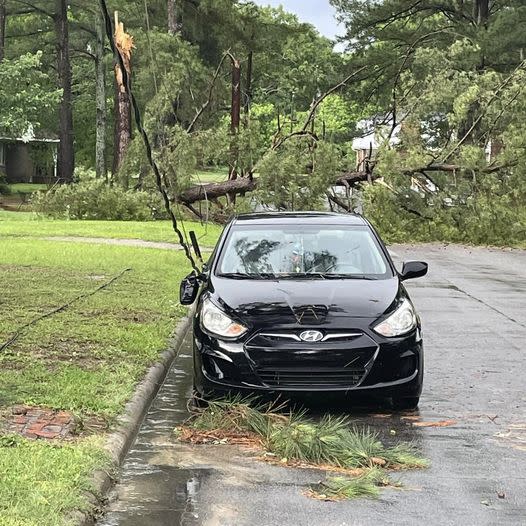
[257,331,362,343]
[245,329,378,389]
[257,367,366,388]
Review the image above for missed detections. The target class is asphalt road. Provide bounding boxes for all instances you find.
[98,244,526,526]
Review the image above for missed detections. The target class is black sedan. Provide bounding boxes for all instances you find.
[180,212,428,409]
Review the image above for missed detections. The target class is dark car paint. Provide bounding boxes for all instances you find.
[186,212,426,401]
[210,276,402,321]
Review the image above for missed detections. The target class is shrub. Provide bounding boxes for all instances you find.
[0,172,11,196]
[32,179,158,221]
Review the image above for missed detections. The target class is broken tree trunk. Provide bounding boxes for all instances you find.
[113,11,134,175]
[229,55,241,166]
[178,177,258,205]
[227,55,241,205]
[175,159,503,209]
[55,0,75,183]
[95,8,107,180]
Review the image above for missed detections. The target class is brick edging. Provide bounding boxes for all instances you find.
[71,314,193,526]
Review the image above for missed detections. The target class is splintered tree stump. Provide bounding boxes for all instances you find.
[113,11,134,174]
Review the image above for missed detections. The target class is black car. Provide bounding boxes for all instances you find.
[181,212,428,409]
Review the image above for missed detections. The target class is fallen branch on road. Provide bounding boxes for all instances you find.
[174,397,428,501]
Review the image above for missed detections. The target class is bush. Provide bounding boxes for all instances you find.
[0,172,11,196]
[362,182,526,247]
[32,179,159,221]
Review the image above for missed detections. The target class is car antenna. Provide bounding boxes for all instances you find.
[189,231,203,267]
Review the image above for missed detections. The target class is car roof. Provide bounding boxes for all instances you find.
[232,211,367,226]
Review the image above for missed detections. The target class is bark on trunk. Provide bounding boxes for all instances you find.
[95,9,107,180]
[168,0,178,34]
[0,0,6,63]
[244,51,253,117]
[474,0,489,25]
[113,12,133,175]
[178,177,258,205]
[230,57,241,135]
[227,56,241,205]
[55,0,74,183]
[113,70,132,174]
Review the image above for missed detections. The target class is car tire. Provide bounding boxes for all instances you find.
[392,396,420,411]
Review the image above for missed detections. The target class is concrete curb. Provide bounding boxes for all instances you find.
[73,314,193,526]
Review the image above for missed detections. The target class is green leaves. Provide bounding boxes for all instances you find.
[0,52,60,137]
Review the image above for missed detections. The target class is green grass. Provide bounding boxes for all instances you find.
[177,398,428,500]
[0,436,107,526]
[192,166,229,183]
[0,238,192,415]
[0,216,222,524]
[7,183,49,195]
[0,211,223,247]
[0,210,34,221]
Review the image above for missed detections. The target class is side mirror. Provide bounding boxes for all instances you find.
[180,273,200,305]
[400,261,428,281]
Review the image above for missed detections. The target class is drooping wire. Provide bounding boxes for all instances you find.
[98,0,199,273]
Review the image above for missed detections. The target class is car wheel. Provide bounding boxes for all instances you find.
[391,396,420,411]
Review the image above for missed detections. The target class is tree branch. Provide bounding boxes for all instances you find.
[12,0,54,18]
[442,59,526,162]
[187,51,230,133]
[301,66,367,133]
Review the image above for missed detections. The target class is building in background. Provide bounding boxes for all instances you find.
[0,132,58,184]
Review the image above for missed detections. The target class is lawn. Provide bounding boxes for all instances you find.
[0,215,221,525]
[192,166,229,183]
[0,210,222,247]
[7,183,49,195]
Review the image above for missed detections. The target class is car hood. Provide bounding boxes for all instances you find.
[209,275,401,323]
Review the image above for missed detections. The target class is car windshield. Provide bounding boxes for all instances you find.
[217,224,392,279]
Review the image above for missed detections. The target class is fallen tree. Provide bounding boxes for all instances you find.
[176,170,372,206]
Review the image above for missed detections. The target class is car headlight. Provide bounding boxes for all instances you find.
[200,298,248,339]
[373,298,417,337]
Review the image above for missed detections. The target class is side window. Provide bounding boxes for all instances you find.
[0,144,5,166]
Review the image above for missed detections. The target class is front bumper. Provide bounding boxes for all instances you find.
[193,318,423,399]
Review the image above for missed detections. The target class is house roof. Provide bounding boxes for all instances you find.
[0,125,59,144]
[351,117,401,151]
[0,136,59,144]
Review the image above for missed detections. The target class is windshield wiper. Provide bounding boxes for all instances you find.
[317,274,379,280]
[282,273,378,280]
[276,272,326,280]
[218,272,278,280]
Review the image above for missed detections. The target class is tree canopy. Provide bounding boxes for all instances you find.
[1,0,525,245]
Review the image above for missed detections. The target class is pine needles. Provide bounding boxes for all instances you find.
[175,396,428,500]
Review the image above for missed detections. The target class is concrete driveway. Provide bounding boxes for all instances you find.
[98,244,526,526]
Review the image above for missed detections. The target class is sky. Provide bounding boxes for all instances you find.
[251,0,344,42]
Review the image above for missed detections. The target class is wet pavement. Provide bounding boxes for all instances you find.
[98,244,526,526]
